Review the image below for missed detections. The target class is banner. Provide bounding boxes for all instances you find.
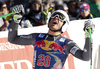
[0,37,34,69]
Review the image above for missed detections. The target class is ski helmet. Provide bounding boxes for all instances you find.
[48,10,69,32]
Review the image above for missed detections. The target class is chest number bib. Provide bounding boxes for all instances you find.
[37,54,51,67]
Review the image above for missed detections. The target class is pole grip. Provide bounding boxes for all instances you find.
[88,28,92,44]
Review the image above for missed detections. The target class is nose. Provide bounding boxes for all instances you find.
[54,16,59,20]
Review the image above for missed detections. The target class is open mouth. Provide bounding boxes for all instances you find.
[52,22,57,25]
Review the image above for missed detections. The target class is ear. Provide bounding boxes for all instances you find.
[63,21,66,24]
[62,21,69,32]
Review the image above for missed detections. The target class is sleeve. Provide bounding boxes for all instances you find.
[8,20,38,45]
[65,38,92,61]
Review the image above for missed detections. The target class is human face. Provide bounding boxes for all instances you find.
[80,8,90,18]
[0,4,7,11]
[32,2,41,11]
[48,16,64,31]
[0,4,8,14]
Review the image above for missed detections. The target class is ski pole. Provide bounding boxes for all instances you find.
[88,28,92,69]
[0,11,16,18]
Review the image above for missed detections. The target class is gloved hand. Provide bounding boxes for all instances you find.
[83,20,95,37]
[12,4,25,23]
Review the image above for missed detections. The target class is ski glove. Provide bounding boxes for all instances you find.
[12,4,25,23]
[83,20,95,37]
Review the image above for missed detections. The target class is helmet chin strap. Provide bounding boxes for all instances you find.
[49,28,62,32]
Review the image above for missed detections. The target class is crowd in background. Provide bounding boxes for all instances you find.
[0,0,100,31]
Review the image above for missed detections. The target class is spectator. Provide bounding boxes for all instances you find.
[76,3,93,20]
[44,2,55,24]
[21,0,46,28]
[0,1,9,16]
[63,3,69,13]
[55,4,64,10]
[43,1,52,13]
[0,0,10,10]
[0,1,9,31]
[67,1,80,21]
[87,0,100,18]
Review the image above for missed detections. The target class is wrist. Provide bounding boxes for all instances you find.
[13,15,22,23]
[85,32,90,38]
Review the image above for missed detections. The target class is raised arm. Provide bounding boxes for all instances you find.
[65,20,95,61]
[65,38,91,61]
[8,5,38,45]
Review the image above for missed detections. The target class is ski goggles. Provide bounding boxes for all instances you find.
[80,8,88,12]
[51,12,65,22]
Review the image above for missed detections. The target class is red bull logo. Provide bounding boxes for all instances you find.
[34,40,46,47]
[48,43,65,54]
[34,40,65,54]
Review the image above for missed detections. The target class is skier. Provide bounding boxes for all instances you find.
[8,5,95,69]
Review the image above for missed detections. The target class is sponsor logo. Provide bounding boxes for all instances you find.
[70,46,79,55]
[34,40,65,54]
[0,60,32,69]
[0,42,25,51]
[38,34,45,38]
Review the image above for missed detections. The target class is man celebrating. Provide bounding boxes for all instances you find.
[8,5,94,69]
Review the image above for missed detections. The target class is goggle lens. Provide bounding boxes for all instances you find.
[80,8,88,11]
[51,12,65,22]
